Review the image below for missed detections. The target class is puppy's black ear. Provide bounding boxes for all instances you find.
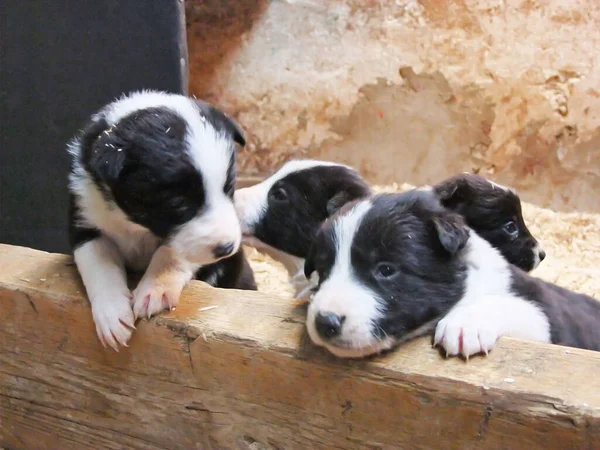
[304,242,317,279]
[433,174,471,209]
[326,179,372,216]
[194,99,246,147]
[80,118,127,186]
[432,212,470,255]
[327,191,355,216]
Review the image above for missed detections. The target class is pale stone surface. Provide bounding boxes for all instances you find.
[186,0,600,212]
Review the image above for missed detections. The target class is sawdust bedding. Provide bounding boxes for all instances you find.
[246,182,600,301]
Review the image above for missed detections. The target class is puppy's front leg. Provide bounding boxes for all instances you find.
[74,237,135,351]
[434,294,551,359]
[132,245,197,320]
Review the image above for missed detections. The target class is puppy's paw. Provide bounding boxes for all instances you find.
[434,308,500,359]
[91,294,136,351]
[132,276,185,320]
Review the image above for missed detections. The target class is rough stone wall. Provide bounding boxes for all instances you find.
[186,0,600,212]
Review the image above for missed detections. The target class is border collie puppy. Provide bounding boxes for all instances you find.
[68,90,256,351]
[234,159,372,297]
[433,173,545,272]
[304,190,600,359]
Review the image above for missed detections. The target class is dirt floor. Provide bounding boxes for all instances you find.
[247,183,600,301]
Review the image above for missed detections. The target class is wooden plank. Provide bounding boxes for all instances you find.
[0,243,599,450]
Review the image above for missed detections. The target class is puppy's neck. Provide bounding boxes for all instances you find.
[461,231,513,300]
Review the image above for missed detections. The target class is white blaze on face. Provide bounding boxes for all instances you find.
[234,159,347,235]
[171,101,241,265]
[307,200,394,358]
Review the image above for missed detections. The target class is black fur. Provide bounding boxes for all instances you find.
[308,191,469,340]
[509,267,600,351]
[69,101,255,291]
[307,190,600,352]
[252,165,372,258]
[193,99,246,147]
[195,247,257,290]
[82,108,206,239]
[434,173,543,272]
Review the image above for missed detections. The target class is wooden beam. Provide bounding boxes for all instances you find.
[1,243,599,450]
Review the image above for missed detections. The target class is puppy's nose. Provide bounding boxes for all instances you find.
[213,242,235,259]
[315,312,345,340]
[538,249,546,261]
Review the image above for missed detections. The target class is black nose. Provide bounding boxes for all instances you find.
[538,249,546,261]
[213,242,235,258]
[315,312,345,340]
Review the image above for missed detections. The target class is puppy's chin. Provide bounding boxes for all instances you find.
[307,326,396,359]
[322,340,396,359]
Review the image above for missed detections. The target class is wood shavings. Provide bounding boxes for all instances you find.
[199,306,218,312]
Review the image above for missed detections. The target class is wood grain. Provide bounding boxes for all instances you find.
[1,243,599,450]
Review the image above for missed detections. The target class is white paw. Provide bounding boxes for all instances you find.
[91,294,136,351]
[132,276,184,320]
[434,310,500,359]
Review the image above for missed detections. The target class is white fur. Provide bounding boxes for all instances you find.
[434,233,551,359]
[69,90,240,268]
[74,238,135,351]
[69,90,242,349]
[131,246,198,319]
[307,200,396,358]
[234,159,348,235]
[235,159,350,297]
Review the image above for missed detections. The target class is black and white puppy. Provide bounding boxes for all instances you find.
[234,159,372,297]
[433,173,545,272]
[68,90,256,351]
[304,190,600,358]
[235,164,544,299]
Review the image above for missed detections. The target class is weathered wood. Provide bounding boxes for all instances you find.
[0,243,599,450]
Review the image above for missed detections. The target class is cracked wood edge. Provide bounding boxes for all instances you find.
[1,243,599,450]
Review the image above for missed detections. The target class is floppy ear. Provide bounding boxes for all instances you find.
[431,212,470,255]
[80,118,127,186]
[326,191,355,216]
[326,180,372,216]
[194,99,246,147]
[433,175,471,209]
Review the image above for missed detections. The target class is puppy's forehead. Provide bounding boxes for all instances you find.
[356,191,438,238]
[460,172,517,196]
[268,159,352,188]
[101,90,234,195]
[330,199,373,252]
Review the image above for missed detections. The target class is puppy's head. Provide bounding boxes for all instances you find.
[75,91,245,265]
[304,191,469,358]
[234,160,371,259]
[433,173,544,271]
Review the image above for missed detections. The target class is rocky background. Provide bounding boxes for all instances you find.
[186,0,599,213]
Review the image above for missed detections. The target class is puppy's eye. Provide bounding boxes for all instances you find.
[374,263,397,279]
[269,187,288,203]
[503,221,518,238]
